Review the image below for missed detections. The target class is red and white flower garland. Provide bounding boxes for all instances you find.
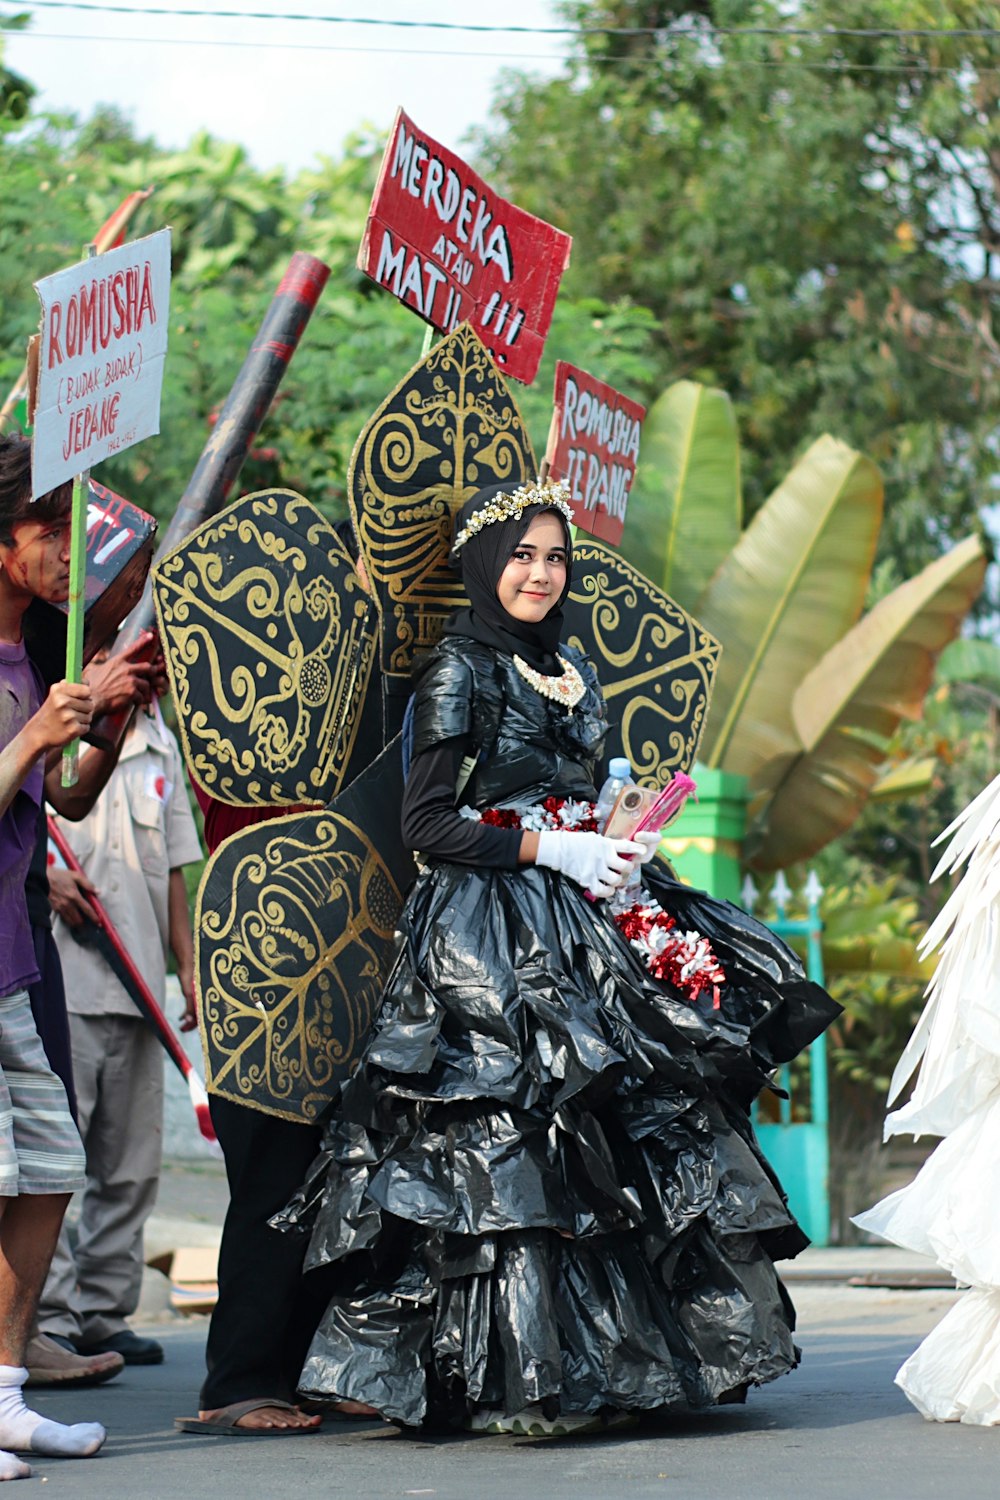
[461,797,726,1007]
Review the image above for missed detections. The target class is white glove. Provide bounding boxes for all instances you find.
[632,829,661,865]
[536,829,642,899]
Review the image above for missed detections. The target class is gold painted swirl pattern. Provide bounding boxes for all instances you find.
[349,322,535,686]
[153,490,377,807]
[195,809,405,1122]
[563,540,721,786]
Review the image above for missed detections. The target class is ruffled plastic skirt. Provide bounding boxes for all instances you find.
[275,862,838,1429]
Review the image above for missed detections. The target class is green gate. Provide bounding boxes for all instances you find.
[743,870,831,1247]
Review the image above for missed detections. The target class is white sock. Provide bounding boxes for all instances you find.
[0,1449,30,1482]
[0,1366,104,1457]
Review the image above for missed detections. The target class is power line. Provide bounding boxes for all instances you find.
[6,1,1000,42]
[8,25,1000,75]
[4,28,568,60]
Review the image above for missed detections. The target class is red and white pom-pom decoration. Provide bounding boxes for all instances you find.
[612,901,726,1008]
[467,796,600,833]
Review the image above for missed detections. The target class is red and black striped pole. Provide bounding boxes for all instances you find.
[47,814,218,1143]
[89,252,330,745]
[120,250,330,648]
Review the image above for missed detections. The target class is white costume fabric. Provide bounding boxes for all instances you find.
[854,772,1000,1423]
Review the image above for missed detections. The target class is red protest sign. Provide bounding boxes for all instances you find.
[359,109,571,385]
[544,362,646,545]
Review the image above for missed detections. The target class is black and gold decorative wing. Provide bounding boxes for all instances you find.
[349,321,535,730]
[563,540,721,786]
[195,741,414,1123]
[153,490,380,807]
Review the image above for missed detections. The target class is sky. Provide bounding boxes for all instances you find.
[3,1,569,173]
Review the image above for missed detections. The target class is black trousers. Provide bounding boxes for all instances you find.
[200,1095,327,1410]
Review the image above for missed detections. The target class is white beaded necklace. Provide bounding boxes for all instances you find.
[512,653,586,714]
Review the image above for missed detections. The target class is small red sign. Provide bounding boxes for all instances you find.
[358,109,572,385]
[544,362,646,545]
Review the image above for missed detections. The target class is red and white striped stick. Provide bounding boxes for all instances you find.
[46,815,216,1144]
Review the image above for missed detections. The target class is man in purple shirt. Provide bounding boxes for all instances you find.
[0,433,152,1479]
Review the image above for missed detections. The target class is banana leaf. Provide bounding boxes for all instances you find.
[817,879,936,980]
[618,380,741,613]
[935,636,1000,695]
[748,535,987,871]
[870,756,936,801]
[821,934,937,980]
[697,436,883,781]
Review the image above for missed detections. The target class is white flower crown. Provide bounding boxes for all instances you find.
[452,478,574,553]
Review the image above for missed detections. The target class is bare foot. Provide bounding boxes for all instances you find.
[330,1400,380,1418]
[198,1404,321,1431]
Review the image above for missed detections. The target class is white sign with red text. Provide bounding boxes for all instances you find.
[31,229,171,498]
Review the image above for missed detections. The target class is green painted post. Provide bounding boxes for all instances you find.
[662,763,832,1241]
[60,240,97,788]
[805,875,830,1132]
[60,468,89,787]
[753,873,831,1247]
[660,763,749,903]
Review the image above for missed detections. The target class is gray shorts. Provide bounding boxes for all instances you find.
[0,988,86,1196]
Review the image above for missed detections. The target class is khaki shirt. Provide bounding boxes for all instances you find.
[51,707,203,1018]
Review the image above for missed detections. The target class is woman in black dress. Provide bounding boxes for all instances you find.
[282,480,838,1436]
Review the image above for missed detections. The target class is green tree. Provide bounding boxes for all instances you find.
[623,377,987,867]
[476,0,1000,590]
[0,12,32,123]
[113,131,291,286]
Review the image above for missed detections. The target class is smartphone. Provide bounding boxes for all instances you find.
[602,784,660,840]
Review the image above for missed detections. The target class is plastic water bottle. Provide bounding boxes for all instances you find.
[594,756,634,833]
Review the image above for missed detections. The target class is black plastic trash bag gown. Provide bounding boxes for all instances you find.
[274,637,840,1430]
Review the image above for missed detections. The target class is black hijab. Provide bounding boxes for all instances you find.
[443,482,573,672]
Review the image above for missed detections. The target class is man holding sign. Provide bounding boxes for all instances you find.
[0,229,170,1473]
[0,437,111,1476]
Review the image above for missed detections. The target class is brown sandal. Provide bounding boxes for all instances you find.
[175,1399,323,1436]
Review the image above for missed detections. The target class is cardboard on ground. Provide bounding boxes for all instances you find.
[147,1245,220,1315]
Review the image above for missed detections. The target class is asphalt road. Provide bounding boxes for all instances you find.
[80,1006,1000,1498]
[23,1284,998,1500]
